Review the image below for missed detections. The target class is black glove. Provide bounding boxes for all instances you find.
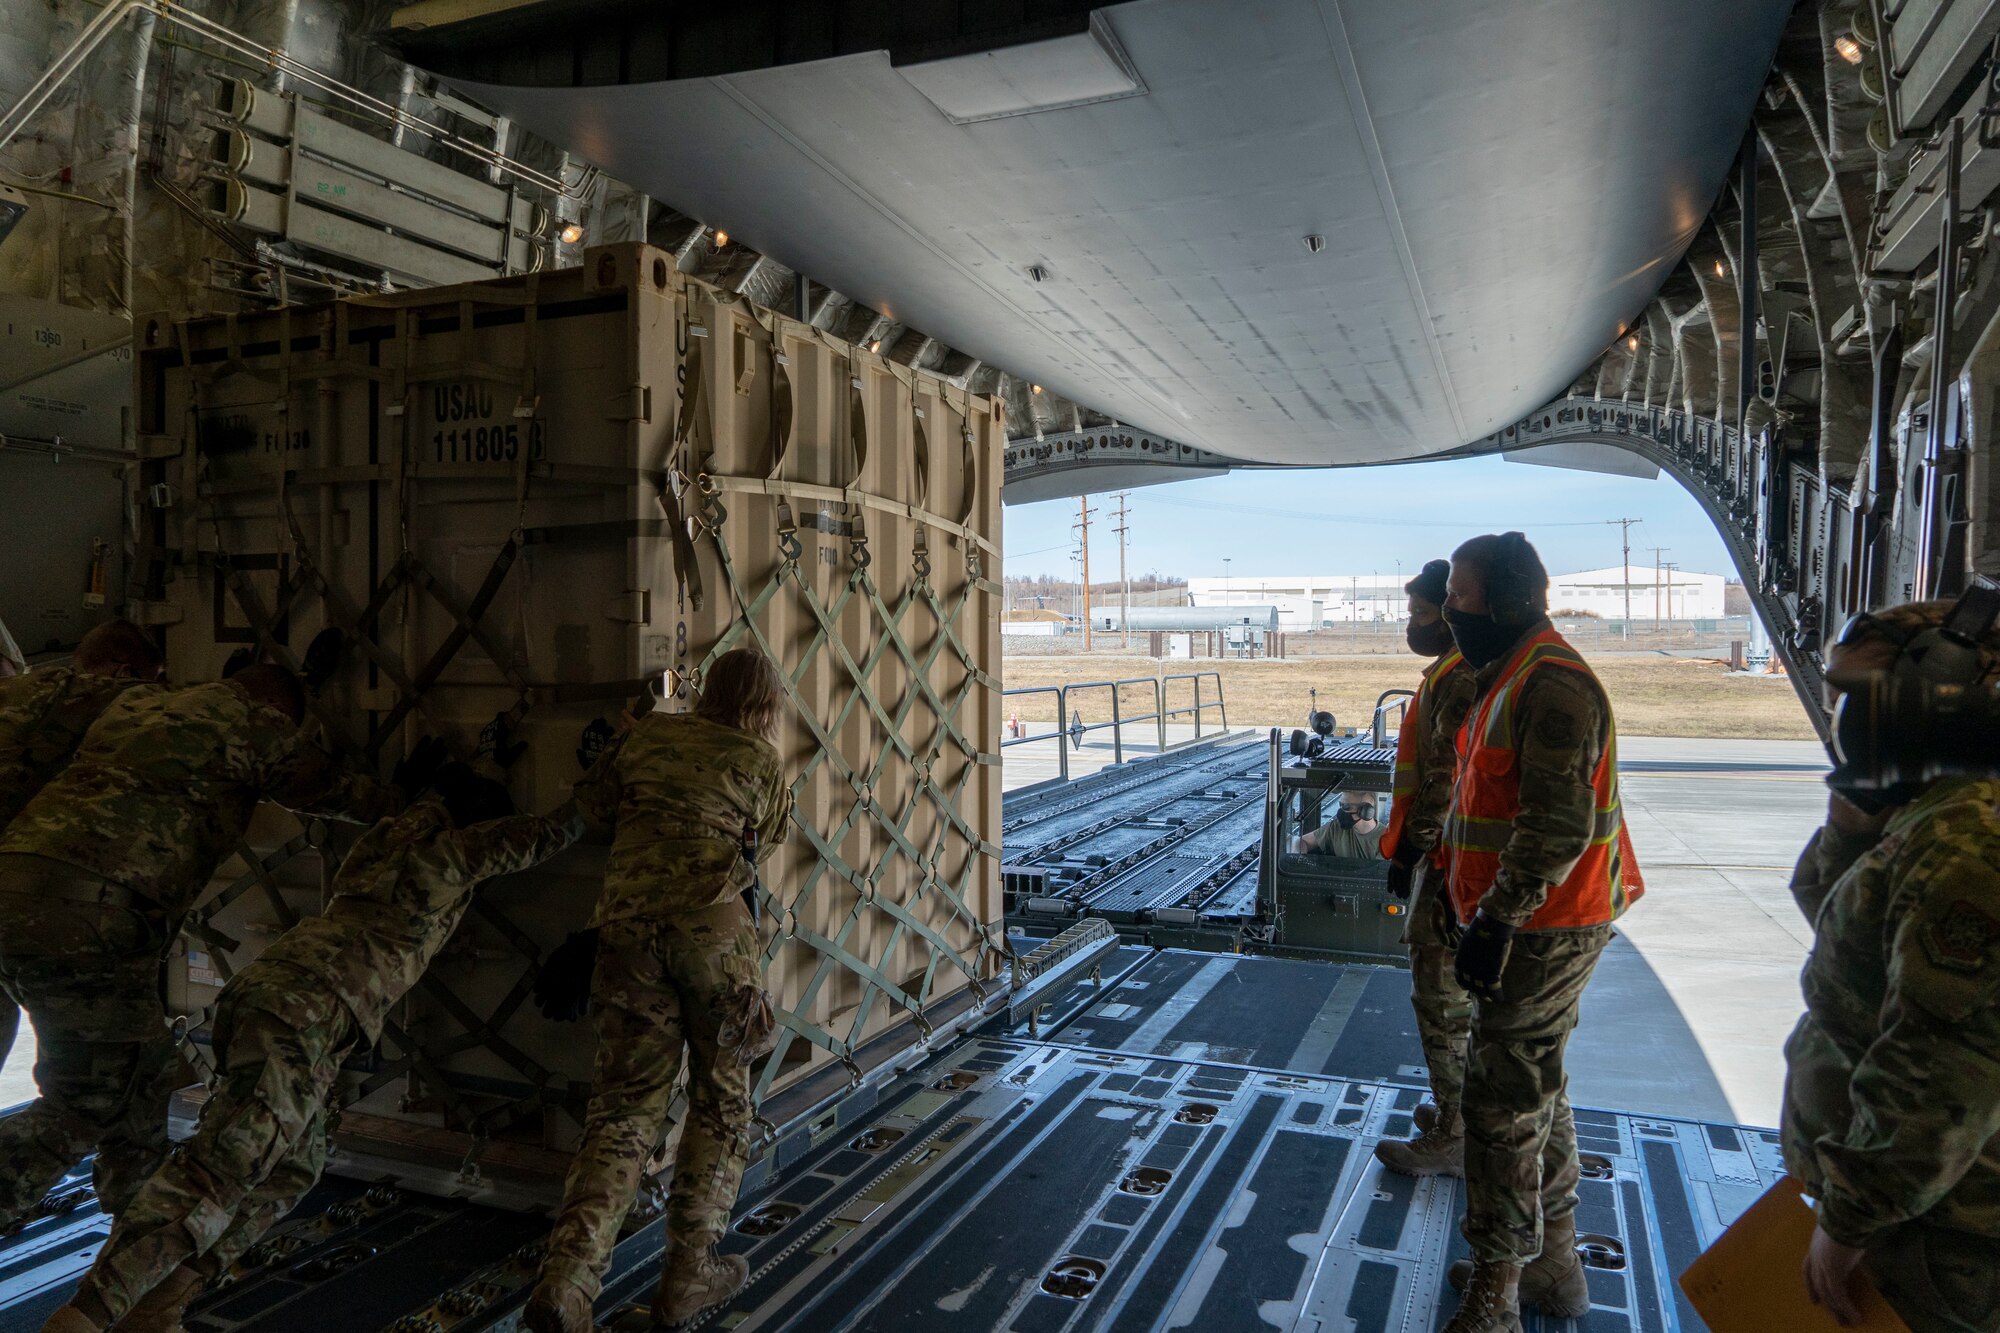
[477,711,529,769]
[391,736,450,799]
[1384,850,1419,900]
[300,628,346,692]
[1453,911,1517,1001]
[534,929,601,1022]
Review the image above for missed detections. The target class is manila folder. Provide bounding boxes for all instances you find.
[1678,1175,1910,1333]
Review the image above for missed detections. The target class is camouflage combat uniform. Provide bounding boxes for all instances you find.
[0,681,396,1226]
[0,666,158,1072]
[0,666,155,829]
[60,796,580,1324]
[1452,638,1619,1266]
[1393,656,1477,1118]
[1787,820,1879,923]
[1781,777,2000,1333]
[538,713,791,1301]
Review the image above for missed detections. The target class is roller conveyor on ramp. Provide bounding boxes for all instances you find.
[1004,737,1280,942]
[0,948,1780,1333]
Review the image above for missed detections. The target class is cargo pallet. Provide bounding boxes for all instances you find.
[126,244,1007,1186]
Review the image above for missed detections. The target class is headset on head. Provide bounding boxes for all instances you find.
[1486,532,1542,627]
[1832,576,2000,689]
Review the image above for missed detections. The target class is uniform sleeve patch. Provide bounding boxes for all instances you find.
[1534,709,1580,750]
[1924,898,2000,973]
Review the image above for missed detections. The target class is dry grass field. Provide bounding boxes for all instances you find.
[999,653,1819,740]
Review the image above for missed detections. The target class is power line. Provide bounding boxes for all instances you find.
[1646,546,1672,625]
[1607,517,1641,640]
[1074,497,1096,652]
[1146,495,1615,528]
[1111,491,1132,650]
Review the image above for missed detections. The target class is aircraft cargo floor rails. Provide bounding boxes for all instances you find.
[0,738,1782,1333]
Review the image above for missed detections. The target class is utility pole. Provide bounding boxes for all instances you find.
[1111,491,1132,651]
[1664,562,1681,622]
[1606,518,1641,639]
[1075,497,1095,651]
[1646,546,1671,628]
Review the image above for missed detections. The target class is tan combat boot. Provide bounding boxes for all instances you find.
[38,1307,106,1333]
[1448,1213,1590,1317]
[1373,1102,1464,1177]
[652,1241,748,1328]
[1440,1261,1524,1333]
[115,1265,206,1333]
[522,1273,595,1333]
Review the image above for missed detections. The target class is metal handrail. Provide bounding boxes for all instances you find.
[1000,684,1069,779]
[1060,677,1166,765]
[1002,672,1227,778]
[1371,688,1415,748]
[1162,671,1227,739]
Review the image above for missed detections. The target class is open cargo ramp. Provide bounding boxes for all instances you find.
[573,948,1786,1333]
[0,1006,1792,1333]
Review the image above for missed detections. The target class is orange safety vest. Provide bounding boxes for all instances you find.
[1445,627,1643,928]
[1381,648,1464,868]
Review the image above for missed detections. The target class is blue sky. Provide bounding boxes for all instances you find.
[1003,454,1736,585]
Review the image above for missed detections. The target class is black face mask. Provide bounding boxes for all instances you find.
[1406,618,1456,658]
[1827,780,1921,816]
[1445,608,1529,669]
[1335,802,1375,829]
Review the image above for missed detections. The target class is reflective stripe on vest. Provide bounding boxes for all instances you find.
[1444,628,1644,928]
[1381,648,1463,866]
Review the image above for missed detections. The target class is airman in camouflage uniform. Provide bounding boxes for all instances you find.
[527,649,792,1333]
[0,668,397,1230]
[1782,777,2000,1333]
[0,621,163,830]
[1292,789,1386,856]
[42,771,580,1333]
[1375,561,1478,1177]
[1780,600,2000,1333]
[1437,534,1641,1333]
[0,621,164,1070]
[1444,657,1612,1326]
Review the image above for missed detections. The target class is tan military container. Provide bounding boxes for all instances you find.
[133,244,1005,1185]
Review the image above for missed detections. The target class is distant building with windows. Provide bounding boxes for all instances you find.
[1186,575,1404,628]
[1543,566,1727,621]
[1188,567,1729,628]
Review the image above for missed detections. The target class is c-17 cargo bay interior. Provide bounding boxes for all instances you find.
[1,0,1995,1330]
